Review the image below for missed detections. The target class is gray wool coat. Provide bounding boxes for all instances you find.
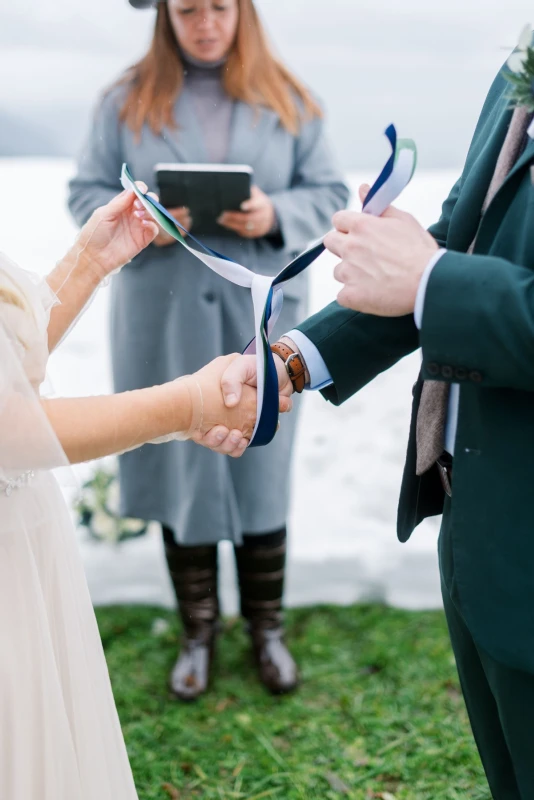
[68,82,349,545]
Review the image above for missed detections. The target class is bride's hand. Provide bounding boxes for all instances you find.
[186,354,293,458]
[77,183,159,281]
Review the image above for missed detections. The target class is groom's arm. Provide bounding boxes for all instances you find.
[282,68,512,402]
[293,306,419,405]
[419,250,534,392]
[280,175,463,405]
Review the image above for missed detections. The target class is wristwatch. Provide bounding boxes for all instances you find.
[270,341,307,394]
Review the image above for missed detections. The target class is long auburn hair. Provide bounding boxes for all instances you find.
[119,0,322,137]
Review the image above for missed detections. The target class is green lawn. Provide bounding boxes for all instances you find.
[96,605,490,800]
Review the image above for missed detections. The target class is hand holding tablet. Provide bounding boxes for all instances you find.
[218,186,277,239]
[156,163,253,238]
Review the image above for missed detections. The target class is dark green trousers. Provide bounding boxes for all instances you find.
[440,503,534,799]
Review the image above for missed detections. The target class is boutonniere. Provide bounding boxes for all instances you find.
[504,24,534,136]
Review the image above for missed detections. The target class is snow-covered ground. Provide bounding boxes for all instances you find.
[0,158,460,613]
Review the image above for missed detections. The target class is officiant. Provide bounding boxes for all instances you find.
[68,0,348,701]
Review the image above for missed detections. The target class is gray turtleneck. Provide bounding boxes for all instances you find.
[181,52,280,235]
[183,53,234,163]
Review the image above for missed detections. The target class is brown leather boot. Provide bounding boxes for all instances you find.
[164,537,219,702]
[234,529,299,695]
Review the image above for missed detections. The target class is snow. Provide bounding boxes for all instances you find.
[0,158,460,613]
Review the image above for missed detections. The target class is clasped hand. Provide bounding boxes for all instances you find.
[198,185,440,458]
[192,354,292,456]
[64,187,292,459]
[74,181,438,458]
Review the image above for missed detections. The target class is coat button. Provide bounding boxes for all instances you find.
[426,362,440,377]
[441,365,454,379]
[204,292,216,303]
[469,370,483,383]
[454,367,468,380]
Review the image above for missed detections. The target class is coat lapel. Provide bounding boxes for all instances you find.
[447,99,513,251]
[160,94,280,169]
[472,110,534,253]
[160,88,209,164]
[225,101,280,167]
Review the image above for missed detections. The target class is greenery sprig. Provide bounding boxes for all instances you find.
[503,24,534,113]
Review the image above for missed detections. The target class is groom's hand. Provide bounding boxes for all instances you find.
[221,354,293,408]
[325,184,438,317]
[193,355,293,457]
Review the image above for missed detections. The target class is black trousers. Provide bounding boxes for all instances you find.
[440,505,534,799]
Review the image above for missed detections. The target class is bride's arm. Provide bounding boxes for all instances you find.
[45,244,102,352]
[46,185,158,352]
[41,380,193,464]
[40,354,271,465]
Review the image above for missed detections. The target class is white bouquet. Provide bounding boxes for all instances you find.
[75,464,148,544]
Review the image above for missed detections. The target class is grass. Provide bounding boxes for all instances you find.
[96,605,490,800]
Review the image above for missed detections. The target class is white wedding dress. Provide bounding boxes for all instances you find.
[0,254,139,799]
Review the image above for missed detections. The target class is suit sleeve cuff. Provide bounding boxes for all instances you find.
[285,329,333,390]
[414,249,448,330]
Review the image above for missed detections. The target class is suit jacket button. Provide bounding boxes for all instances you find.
[426,362,440,377]
[441,365,454,379]
[204,292,216,303]
[469,370,483,383]
[455,367,468,380]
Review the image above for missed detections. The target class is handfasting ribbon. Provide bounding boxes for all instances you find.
[120,124,417,447]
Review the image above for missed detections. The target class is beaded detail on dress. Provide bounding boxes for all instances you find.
[0,470,35,496]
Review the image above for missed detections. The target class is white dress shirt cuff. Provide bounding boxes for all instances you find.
[285,329,333,391]
[414,249,448,330]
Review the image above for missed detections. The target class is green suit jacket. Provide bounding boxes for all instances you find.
[298,69,534,673]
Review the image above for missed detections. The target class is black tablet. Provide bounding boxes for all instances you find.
[155,163,253,237]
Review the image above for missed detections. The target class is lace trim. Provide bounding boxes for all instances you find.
[0,470,35,496]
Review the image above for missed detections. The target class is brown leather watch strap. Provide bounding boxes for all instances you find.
[271,341,306,394]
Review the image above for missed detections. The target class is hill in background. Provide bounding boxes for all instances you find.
[0,0,526,169]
